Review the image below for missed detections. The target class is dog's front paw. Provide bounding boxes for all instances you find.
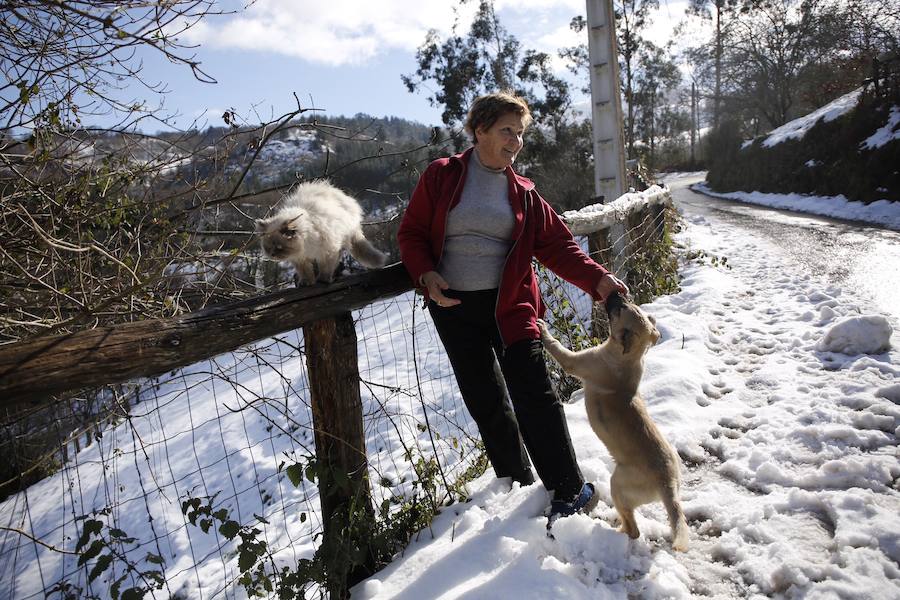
[536,319,553,342]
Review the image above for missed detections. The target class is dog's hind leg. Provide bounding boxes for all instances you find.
[611,468,640,539]
[661,483,690,551]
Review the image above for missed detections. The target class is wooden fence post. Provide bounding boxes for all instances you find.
[303,312,374,598]
[588,227,614,341]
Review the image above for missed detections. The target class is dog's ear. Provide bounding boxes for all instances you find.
[620,328,633,355]
[254,218,268,232]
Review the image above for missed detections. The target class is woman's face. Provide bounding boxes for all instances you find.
[475,111,527,169]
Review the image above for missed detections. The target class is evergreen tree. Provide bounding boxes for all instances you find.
[633,42,683,169]
[403,0,597,211]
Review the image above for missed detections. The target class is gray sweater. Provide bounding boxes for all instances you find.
[438,150,515,291]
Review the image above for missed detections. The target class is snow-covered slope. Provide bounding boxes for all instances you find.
[743,87,865,149]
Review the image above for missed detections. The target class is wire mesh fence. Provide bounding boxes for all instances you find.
[1,290,477,599]
[0,192,675,599]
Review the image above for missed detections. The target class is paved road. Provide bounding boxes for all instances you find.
[666,174,900,323]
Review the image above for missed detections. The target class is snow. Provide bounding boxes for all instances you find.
[561,185,670,235]
[2,174,899,599]
[742,87,864,149]
[738,85,899,151]
[862,106,900,150]
[818,315,893,354]
[0,298,475,599]
[691,182,900,231]
[349,176,900,598]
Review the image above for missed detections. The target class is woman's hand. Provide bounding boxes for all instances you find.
[421,271,462,307]
[595,273,629,302]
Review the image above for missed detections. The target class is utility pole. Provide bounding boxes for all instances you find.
[691,81,697,166]
[586,0,626,203]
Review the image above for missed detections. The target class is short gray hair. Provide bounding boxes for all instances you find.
[464,91,533,144]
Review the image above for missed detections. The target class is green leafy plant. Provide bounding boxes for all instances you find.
[181,495,277,597]
[537,263,599,401]
[48,509,165,600]
[180,446,487,599]
[626,206,683,305]
[684,248,731,270]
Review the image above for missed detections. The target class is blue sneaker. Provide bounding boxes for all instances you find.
[547,482,599,530]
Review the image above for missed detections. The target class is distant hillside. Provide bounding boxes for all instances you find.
[170,113,443,253]
[2,114,445,259]
[159,113,441,209]
[705,87,900,203]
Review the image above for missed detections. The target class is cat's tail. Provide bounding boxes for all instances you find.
[350,231,388,269]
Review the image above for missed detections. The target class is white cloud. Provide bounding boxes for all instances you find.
[183,0,705,84]
[184,0,583,66]
[183,0,462,65]
[496,0,581,11]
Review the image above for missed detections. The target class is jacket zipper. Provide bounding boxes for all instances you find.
[494,188,529,348]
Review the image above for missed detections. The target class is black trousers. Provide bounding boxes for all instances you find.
[428,289,584,501]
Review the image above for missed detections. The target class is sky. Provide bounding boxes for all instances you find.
[126,0,694,131]
[2,173,898,598]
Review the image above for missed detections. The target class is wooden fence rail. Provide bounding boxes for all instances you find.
[0,263,413,407]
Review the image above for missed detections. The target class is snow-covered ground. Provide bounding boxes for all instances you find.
[2,174,898,599]
[352,174,900,599]
[691,182,900,232]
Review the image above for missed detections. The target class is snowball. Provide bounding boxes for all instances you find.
[817,315,892,355]
[357,579,382,598]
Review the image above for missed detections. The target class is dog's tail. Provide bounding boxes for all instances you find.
[350,230,388,269]
[662,486,690,551]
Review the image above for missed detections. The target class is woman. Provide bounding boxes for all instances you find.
[397,91,627,522]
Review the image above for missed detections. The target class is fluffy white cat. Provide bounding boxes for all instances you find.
[255,181,388,285]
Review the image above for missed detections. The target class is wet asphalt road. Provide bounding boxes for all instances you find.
[666,175,900,323]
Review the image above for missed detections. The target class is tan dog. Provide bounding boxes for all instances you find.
[538,298,689,551]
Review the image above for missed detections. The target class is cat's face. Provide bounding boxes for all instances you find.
[255,213,303,259]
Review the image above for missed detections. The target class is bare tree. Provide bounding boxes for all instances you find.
[686,1,748,128]
[722,0,854,129]
[0,1,276,346]
[0,1,231,132]
[687,0,897,135]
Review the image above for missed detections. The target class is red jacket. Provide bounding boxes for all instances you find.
[398,148,610,346]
